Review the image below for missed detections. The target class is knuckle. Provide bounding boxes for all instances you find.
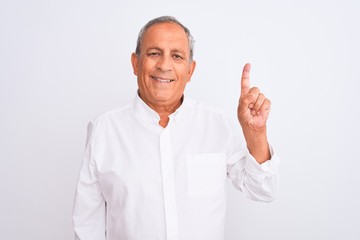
[247,93,255,101]
[250,87,260,93]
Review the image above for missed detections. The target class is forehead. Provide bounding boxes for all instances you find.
[142,23,189,51]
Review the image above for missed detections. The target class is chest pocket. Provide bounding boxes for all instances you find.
[186,153,227,197]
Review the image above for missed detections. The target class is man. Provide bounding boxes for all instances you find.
[73,16,280,240]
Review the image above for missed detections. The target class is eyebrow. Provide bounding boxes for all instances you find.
[146,47,162,52]
[171,48,186,55]
[146,47,187,55]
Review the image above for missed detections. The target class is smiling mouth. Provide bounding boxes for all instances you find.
[151,76,175,83]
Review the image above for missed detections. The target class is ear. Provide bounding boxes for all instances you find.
[186,60,196,82]
[131,53,138,76]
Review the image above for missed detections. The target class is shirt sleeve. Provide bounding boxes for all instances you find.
[72,121,106,240]
[225,119,280,202]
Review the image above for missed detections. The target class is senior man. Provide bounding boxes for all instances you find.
[73,16,280,240]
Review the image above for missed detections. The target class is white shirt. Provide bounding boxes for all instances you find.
[73,94,280,240]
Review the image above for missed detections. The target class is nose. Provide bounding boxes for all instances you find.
[156,55,173,72]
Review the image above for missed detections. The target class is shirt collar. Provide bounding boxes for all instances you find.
[133,92,187,126]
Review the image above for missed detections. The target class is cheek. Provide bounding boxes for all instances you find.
[183,69,192,82]
[176,65,191,79]
[142,59,157,71]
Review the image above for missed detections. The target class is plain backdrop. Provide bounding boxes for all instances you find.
[1,0,359,239]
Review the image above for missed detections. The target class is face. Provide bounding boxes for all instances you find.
[131,22,196,109]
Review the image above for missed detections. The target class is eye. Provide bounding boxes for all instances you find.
[147,52,160,57]
[173,54,183,60]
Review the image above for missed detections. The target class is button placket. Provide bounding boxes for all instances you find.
[159,127,178,240]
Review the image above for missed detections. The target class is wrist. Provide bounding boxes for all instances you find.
[242,125,270,164]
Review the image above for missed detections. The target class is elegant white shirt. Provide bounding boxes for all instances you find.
[73,94,280,240]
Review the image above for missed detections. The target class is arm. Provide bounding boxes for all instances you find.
[237,63,271,164]
[227,142,280,202]
[227,63,279,201]
[73,122,106,240]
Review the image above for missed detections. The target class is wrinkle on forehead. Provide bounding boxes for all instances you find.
[141,23,190,57]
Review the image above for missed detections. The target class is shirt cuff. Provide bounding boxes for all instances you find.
[245,144,280,176]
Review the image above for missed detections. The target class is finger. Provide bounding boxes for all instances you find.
[251,93,266,113]
[247,87,260,107]
[241,63,251,96]
[258,99,271,118]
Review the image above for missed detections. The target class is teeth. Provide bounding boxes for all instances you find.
[153,77,173,83]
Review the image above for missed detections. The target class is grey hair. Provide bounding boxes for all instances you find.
[135,16,194,62]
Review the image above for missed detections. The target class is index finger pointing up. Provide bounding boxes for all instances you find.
[241,63,251,95]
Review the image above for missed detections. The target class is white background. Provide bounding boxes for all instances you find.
[1,0,359,239]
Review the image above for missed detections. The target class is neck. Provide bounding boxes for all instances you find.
[139,94,183,128]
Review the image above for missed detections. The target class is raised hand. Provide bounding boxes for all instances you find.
[237,63,271,163]
[237,63,271,131]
